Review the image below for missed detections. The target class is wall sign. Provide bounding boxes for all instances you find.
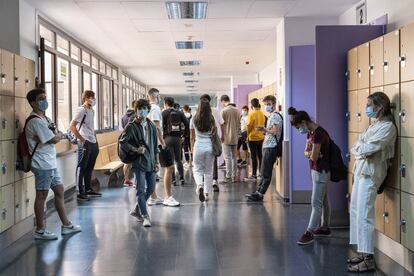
[356,1,367,25]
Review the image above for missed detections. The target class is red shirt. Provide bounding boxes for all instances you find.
[306,126,330,172]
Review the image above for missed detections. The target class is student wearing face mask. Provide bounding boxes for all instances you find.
[237,106,249,167]
[347,92,396,273]
[287,107,332,246]
[70,90,102,201]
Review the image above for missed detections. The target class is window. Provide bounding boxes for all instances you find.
[71,44,80,61]
[99,60,106,74]
[82,50,91,66]
[56,35,69,55]
[92,56,98,70]
[71,64,81,119]
[92,73,99,129]
[102,78,112,129]
[122,74,126,85]
[113,84,119,128]
[112,68,118,80]
[122,87,128,114]
[39,25,54,48]
[83,72,91,91]
[57,58,70,130]
[44,52,54,120]
[106,65,112,78]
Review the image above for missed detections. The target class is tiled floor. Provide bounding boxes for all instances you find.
[0,168,411,276]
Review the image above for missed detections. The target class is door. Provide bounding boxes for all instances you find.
[400,81,414,137]
[375,192,385,232]
[0,140,15,187]
[348,90,358,132]
[401,137,414,195]
[400,22,414,83]
[0,49,14,97]
[14,55,26,98]
[357,43,370,89]
[383,84,401,133]
[383,30,400,85]
[357,89,370,133]
[25,58,35,92]
[370,36,384,88]
[0,184,15,232]
[348,48,358,91]
[401,191,414,251]
[0,95,15,140]
[384,188,401,242]
[348,132,359,173]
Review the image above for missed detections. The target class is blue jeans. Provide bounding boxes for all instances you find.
[134,169,156,217]
[307,170,331,231]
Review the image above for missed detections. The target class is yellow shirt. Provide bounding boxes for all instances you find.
[246,109,266,141]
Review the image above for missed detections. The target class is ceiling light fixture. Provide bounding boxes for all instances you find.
[166,2,208,19]
[176,41,203,49]
[185,80,199,83]
[183,72,194,76]
[180,60,201,66]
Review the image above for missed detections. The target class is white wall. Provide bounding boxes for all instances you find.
[258,60,277,87]
[19,0,37,62]
[0,0,20,54]
[232,74,259,87]
[339,0,414,31]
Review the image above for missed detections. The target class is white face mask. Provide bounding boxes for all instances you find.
[242,111,248,116]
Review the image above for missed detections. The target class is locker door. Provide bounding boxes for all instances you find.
[401,137,414,195]
[14,97,29,139]
[14,179,25,222]
[0,96,15,140]
[370,36,384,88]
[375,193,385,232]
[383,84,400,133]
[347,173,353,207]
[0,184,15,232]
[25,176,35,217]
[348,90,358,132]
[400,22,414,83]
[357,89,370,132]
[348,132,358,173]
[384,138,401,190]
[401,192,414,251]
[383,30,400,85]
[0,140,15,187]
[400,81,414,137]
[0,50,14,97]
[357,43,370,89]
[347,48,358,91]
[14,55,26,98]
[384,188,401,242]
[25,59,35,92]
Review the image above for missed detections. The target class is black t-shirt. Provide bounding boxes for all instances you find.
[162,108,189,138]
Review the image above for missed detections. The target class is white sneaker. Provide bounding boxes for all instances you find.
[204,193,209,201]
[148,196,164,206]
[130,209,144,222]
[61,223,82,235]
[34,229,57,240]
[143,216,151,227]
[163,196,180,207]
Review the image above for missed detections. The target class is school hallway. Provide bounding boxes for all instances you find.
[0,167,409,276]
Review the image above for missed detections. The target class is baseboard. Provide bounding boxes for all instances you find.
[291,190,312,204]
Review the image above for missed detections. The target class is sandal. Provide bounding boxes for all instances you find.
[346,256,364,264]
[347,259,376,273]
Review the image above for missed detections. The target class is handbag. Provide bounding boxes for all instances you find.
[210,117,222,157]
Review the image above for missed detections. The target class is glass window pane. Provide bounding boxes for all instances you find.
[44,52,54,120]
[122,87,128,114]
[113,84,119,128]
[102,79,112,129]
[112,68,118,80]
[71,44,80,61]
[92,56,98,70]
[57,58,70,130]
[71,64,81,119]
[99,61,106,74]
[56,35,69,55]
[40,25,54,48]
[83,72,91,91]
[106,65,112,78]
[82,50,91,66]
[92,73,99,130]
[122,74,126,85]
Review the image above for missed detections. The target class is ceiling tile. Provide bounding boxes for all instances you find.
[122,2,167,19]
[247,1,297,18]
[207,1,253,18]
[75,2,128,19]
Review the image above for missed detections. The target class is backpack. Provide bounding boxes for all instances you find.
[66,108,87,144]
[117,120,146,163]
[166,109,182,135]
[16,115,41,173]
[321,129,347,182]
[274,112,284,158]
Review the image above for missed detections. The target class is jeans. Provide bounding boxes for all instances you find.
[193,142,214,194]
[223,144,237,178]
[307,170,331,232]
[257,147,277,195]
[183,137,191,162]
[77,141,99,194]
[213,156,218,181]
[134,169,156,217]
[165,136,184,180]
[248,140,263,177]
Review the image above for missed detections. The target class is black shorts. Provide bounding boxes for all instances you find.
[237,132,248,151]
[159,146,174,168]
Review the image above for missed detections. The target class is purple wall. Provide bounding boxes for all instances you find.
[315,25,384,212]
[289,45,316,197]
[233,84,262,108]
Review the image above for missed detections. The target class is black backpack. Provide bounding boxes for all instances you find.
[166,109,182,135]
[117,121,145,163]
[274,112,283,158]
[321,129,347,182]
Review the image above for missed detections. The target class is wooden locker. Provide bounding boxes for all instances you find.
[384,188,401,242]
[347,173,353,206]
[384,138,401,190]
[14,55,26,98]
[348,90,358,132]
[0,49,14,97]
[0,183,15,232]
[0,95,15,140]
[347,48,358,91]
[400,22,414,83]
[375,193,385,232]
[25,176,35,218]
[401,191,414,251]
[383,30,400,85]
[357,43,370,89]
[14,139,32,182]
[14,176,35,223]
[401,137,414,195]
[25,59,35,92]
[383,84,401,133]
[400,81,414,137]
[0,140,15,187]
[370,36,384,88]
[357,89,370,133]
[348,132,358,173]
[14,97,30,140]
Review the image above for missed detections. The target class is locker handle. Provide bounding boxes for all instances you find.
[2,163,6,175]
[1,74,5,84]
[2,119,6,129]
[369,65,374,70]
[345,71,349,77]
[401,164,406,178]
[15,204,20,208]
[2,208,6,220]
[383,61,388,66]
[15,119,19,129]
[346,193,350,199]
[401,219,407,232]
[400,56,406,62]
[25,79,30,84]
[25,198,30,203]
[346,153,351,161]
[345,112,350,119]
[14,77,19,84]
[383,212,389,218]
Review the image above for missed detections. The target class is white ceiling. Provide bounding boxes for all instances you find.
[27,0,360,95]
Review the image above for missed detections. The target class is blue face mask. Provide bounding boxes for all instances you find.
[264,105,273,113]
[365,106,377,118]
[38,100,49,112]
[298,127,309,134]
[138,109,149,118]
[91,99,96,107]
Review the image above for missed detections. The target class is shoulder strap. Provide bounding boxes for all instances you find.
[78,107,88,131]
[24,115,42,157]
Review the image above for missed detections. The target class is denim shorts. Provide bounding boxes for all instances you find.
[31,168,63,191]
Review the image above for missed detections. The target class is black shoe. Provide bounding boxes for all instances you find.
[86,190,102,197]
[180,178,185,185]
[172,179,177,186]
[77,194,90,201]
[247,192,263,202]
[213,183,220,192]
[198,187,205,202]
[156,176,160,182]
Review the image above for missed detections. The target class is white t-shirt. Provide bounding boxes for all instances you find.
[25,113,57,170]
[240,115,248,132]
[72,105,96,143]
[148,103,162,129]
[190,117,212,143]
[211,107,223,137]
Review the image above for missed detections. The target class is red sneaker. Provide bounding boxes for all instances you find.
[123,180,133,187]
[313,227,331,237]
[297,231,314,246]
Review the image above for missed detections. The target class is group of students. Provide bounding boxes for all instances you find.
[24,85,396,273]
